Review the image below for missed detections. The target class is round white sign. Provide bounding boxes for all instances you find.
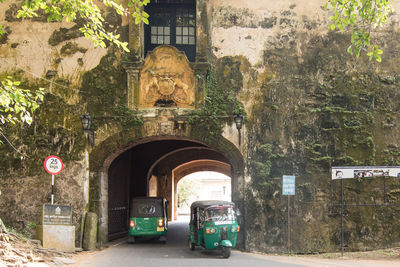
[44,155,63,175]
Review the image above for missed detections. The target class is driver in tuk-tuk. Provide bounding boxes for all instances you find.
[206,208,228,221]
[218,208,228,220]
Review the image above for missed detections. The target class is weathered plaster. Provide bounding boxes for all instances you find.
[209,0,400,67]
[0,1,107,89]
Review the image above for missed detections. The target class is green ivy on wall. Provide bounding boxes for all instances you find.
[188,66,246,141]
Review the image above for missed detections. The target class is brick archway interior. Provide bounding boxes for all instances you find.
[171,159,231,220]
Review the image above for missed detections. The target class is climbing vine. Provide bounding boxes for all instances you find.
[111,105,143,128]
[188,66,245,141]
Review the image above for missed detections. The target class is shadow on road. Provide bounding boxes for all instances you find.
[122,220,233,259]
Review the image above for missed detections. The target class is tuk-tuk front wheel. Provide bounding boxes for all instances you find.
[222,247,231,258]
[188,238,195,251]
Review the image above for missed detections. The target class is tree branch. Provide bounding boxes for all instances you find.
[0,130,28,158]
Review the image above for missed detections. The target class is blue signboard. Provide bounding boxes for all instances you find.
[282,175,295,195]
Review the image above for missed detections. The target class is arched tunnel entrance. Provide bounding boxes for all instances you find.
[176,169,231,220]
[102,136,244,244]
[171,160,231,221]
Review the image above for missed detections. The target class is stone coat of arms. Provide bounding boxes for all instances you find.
[139,45,196,108]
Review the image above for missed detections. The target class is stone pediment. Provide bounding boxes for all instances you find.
[139,45,196,108]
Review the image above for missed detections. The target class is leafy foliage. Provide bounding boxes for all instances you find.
[188,67,246,139]
[177,176,200,209]
[14,0,150,52]
[325,0,392,62]
[0,0,149,147]
[111,105,143,127]
[0,77,44,126]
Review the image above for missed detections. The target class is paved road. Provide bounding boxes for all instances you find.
[72,221,307,267]
[72,221,400,267]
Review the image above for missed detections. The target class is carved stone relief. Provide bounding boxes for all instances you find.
[139,45,196,108]
[143,121,157,136]
[159,121,174,135]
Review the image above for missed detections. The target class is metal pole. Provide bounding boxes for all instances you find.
[288,195,290,253]
[51,174,55,204]
[383,176,387,203]
[341,178,344,257]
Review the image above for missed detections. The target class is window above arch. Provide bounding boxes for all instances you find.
[144,0,196,62]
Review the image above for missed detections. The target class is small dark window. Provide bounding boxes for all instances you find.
[145,0,196,61]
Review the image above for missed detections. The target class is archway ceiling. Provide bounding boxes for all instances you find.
[173,159,231,180]
[152,146,230,176]
[127,139,207,173]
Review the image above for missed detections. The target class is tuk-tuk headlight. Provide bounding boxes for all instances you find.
[231,226,240,232]
[206,228,216,234]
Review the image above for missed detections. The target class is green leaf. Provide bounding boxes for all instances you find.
[374,54,382,62]
[325,0,392,62]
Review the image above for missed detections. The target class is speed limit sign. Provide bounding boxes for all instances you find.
[44,155,63,175]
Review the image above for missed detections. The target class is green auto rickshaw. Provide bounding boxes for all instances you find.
[188,200,240,258]
[128,197,168,244]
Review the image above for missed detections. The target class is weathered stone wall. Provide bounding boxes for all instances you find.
[209,0,400,253]
[1,0,400,254]
[0,161,87,245]
[0,0,106,246]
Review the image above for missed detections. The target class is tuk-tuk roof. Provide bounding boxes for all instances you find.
[190,200,235,209]
[130,197,165,203]
[131,197,164,200]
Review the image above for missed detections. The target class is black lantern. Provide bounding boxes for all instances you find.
[80,114,92,130]
[233,114,244,146]
[234,114,243,130]
[80,114,94,146]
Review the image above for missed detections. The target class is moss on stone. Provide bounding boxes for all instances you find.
[188,58,246,143]
[60,42,88,56]
[245,29,400,253]
[48,24,83,46]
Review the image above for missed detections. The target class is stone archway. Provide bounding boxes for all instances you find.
[90,133,244,245]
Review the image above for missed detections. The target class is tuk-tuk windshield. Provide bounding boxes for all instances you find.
[138,204,156,215]
[205,205,236,222]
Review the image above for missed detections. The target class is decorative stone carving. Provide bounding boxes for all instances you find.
[139,45,196,108]
[144,121,157,136]
[159,121,174,135]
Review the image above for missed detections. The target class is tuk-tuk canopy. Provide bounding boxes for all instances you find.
[190,200,235,209]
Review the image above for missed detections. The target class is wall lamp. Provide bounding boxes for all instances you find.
[81,114,95,146]
[234,114,244,146]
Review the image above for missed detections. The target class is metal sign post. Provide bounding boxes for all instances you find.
[340,178,344,257]
[44,155,64,204]
[51,175,55,204]
[282,175,295,253]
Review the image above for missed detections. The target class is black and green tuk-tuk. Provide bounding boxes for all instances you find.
[188,200,240,258]
[128,197,168,244]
